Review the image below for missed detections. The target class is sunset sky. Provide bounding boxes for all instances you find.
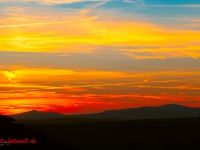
[0,0,200,115]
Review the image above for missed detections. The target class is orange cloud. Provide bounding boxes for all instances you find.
[0,67,200,115]
[1,93,200,115]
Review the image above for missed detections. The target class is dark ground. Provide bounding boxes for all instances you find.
[1,116,200,150]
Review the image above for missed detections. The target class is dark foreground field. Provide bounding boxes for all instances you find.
[1,117,200,150]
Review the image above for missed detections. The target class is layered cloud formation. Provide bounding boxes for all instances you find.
[0,0,200,114]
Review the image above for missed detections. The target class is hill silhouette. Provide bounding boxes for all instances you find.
[10,104,200,120]
[10,110,66,120]
[5,105,200,150]
[68,104,200,119]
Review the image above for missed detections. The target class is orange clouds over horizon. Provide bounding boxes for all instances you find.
[1,93,200,115]
[0,1,200,116]
[0,67,200,115]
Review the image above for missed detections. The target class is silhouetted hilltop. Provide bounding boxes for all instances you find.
[67,104,200,119]
[10,110,66,120]
[157,104,200,113]
[9,104,200,120]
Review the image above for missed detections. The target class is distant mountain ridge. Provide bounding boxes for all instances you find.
[10,104,200,120]
[10,110,66,120]
[68,104,200,119]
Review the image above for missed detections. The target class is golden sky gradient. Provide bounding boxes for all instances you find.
[0,0,200,115]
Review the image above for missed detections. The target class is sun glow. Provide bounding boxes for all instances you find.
[3,71,16,81]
